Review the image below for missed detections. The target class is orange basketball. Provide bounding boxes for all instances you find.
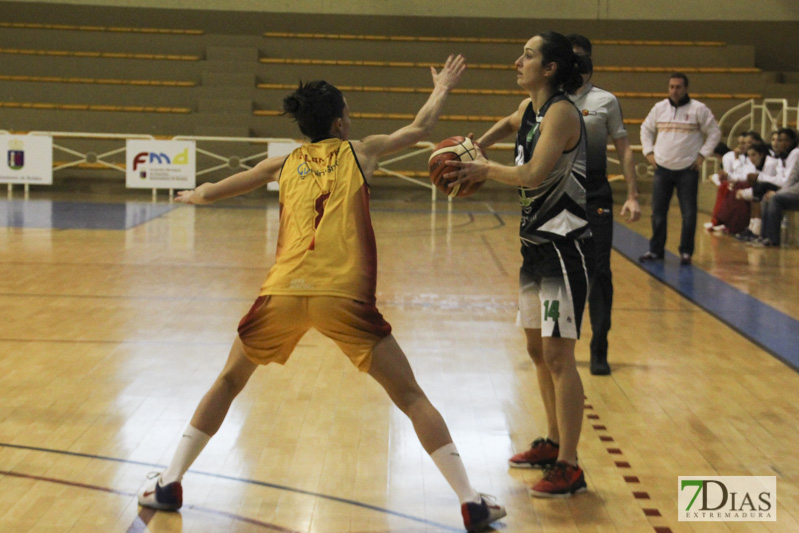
[428,136,483,198]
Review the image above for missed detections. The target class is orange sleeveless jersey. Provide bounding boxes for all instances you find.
[259,138,378,304]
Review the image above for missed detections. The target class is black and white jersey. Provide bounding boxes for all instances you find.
[515,93,590,246]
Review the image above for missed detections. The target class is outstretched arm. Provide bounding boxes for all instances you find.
[175,155,286,205]
[351,54,466,174]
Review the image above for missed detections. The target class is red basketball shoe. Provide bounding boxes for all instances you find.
[508,437,559,469]
[529,461,587,498]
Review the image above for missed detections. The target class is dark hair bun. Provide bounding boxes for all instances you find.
[282,85,308,116]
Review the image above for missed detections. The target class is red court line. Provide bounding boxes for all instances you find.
[584,405,670,532]
[0,469,134,497]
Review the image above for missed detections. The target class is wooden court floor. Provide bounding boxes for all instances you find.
[0,189,797,533]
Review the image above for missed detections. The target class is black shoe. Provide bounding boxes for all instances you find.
[679,253,691,266]
[590,355,611,375]
[638,251,662,262]
[750,237,777,247]
[735,229,756,242]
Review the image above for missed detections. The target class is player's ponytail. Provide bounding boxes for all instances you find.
[537,31,585,94]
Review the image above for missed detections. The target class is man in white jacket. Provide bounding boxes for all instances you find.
[639,73,721,265]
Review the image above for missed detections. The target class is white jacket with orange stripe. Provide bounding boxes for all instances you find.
[640,97,721,171]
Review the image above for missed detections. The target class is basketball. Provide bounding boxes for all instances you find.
[428,136,484,198]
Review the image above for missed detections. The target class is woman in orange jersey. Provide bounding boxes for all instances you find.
[136,54,505,532]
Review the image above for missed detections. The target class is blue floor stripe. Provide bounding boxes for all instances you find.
[0,199,175,229]
[613,223,799,372]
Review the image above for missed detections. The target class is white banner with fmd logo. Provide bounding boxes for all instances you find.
[679,476,776,521]
[0,134,53,184]
[126,140,195,189]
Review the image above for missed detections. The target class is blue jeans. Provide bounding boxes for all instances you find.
[649,165,699,256]
[761,190,799,244]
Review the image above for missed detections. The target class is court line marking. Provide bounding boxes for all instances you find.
[0,470,301,532]
[613,222,799,372]
[0,442,462,532]
[586,410,671,533]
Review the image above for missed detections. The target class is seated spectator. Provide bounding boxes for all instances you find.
[709,140,732,187]
[769,130,779,156]
[745,130,764,148]
[756,156,799,246]
[775,127,799,184]
[706,140,750,234]
[732,130,761,181]
[735,142,784,240]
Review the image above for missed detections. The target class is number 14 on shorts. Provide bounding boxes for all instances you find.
[543,300,560,321]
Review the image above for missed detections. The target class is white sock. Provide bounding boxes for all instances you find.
[160,425,211,484]
[751,218,762,236]
[430,443,481,504]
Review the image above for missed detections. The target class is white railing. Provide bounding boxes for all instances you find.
[7,132,304,199]
[717,98,799,144]
[10,125,764,200]
[6,131,511,202]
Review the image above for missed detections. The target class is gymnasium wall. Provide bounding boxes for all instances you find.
[3,1,799,71]
[5,0,799,21]
[1,0,796,205]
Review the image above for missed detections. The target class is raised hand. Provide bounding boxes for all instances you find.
[430,54,466,92]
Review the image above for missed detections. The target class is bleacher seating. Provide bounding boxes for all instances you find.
[0,18,787,195]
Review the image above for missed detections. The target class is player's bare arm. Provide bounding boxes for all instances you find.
[351,54,466,175]
[613,136,641,222]
[175,155,286,205]
[446,100,579,188]
[476,98,529,149]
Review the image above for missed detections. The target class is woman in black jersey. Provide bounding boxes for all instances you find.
[447,32,591,498]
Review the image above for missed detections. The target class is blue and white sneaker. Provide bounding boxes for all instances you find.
[137,472,182,511]
[461,494,506,532]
